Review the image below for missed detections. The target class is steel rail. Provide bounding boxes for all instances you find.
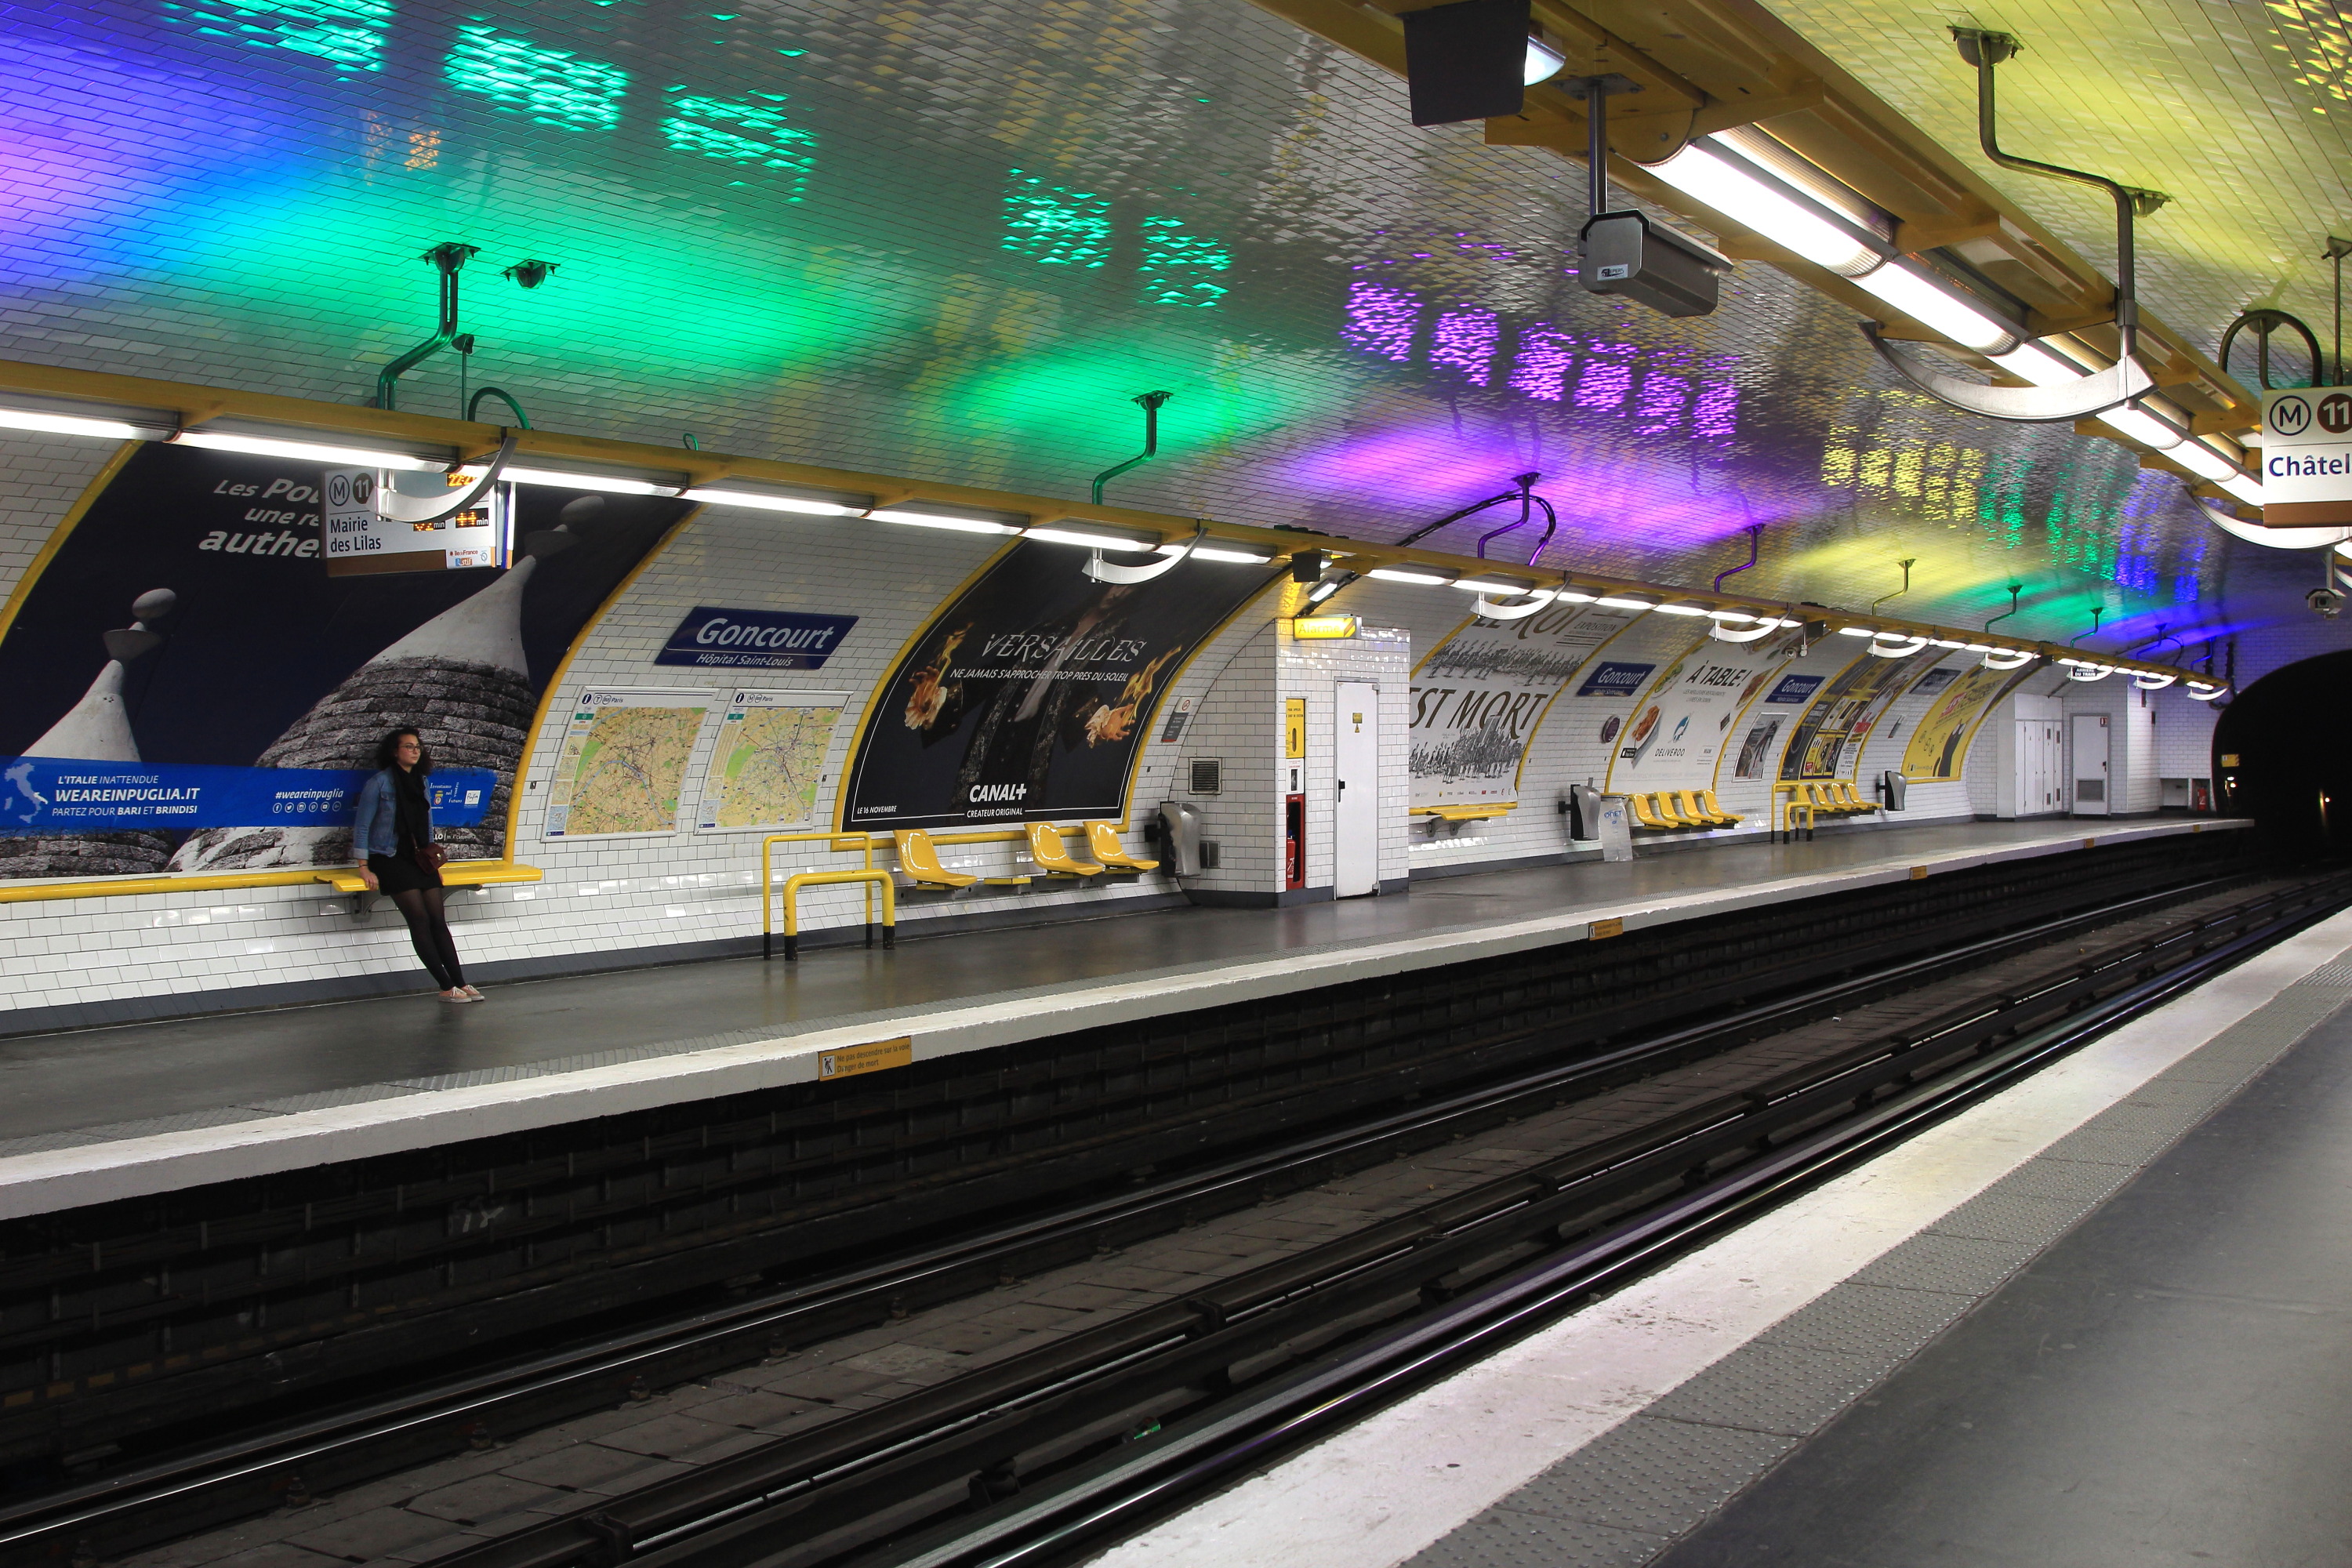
[879,872,2352,1568]
[404,875,2352,1568]
[0,866,2284,1567]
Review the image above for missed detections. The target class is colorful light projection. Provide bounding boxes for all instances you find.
[1340,278,1740,441]
[162,0,391,72]
[1002,173,1112,268]
[445,24,629,131]
[662,93,816,193]
[1138,216,1232,307]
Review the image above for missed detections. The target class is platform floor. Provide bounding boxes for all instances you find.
[1098,891,2352,1568]
[0,817,2238,1219]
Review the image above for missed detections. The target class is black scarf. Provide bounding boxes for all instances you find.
[392,766,433,855]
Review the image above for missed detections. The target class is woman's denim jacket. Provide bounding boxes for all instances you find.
[353,768,436,858]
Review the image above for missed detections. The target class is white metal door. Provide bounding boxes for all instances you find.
[2071,714,2111,816]
[1334,681,1380,897]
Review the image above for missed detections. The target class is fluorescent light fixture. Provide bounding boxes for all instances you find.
[1368,567,1457,586]
[1645,143,1878,273]
[1555,590,1597,603]
[1850,263,2014,352]
[2132,672,2176,690]
[1592,595,1656,611]
[1450,577,1535,592]
[2094,406,2184,451]
[1166,542,1276,564]
[1304,578,1342,604]
[1025,525,1158,550]
[1964,643,1992,652]
[1987,339,2094,387]
[683,487,855,516]
[1982,648,2035,670]
[2168,441,2239,483]
[0,408,146,440]
[1651,602,1711,616]
[1523,37,1566,84]
[1929,638,1965,648]
[1867,633,1929,657]
[2186,683,2227,700]
[1837,626,1874,637]
[2214,474,2267,507]
[175,430,441,470]
[869,508,1018,535]
[499,466,667,495]
[1708,608,1765,622]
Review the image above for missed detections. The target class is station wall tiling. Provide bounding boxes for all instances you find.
[0,0,2326,1019]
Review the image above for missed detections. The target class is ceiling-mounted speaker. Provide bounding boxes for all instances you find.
[1403,0,1530,127]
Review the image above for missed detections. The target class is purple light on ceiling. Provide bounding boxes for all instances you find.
[1341,281,1419,361]
[1633,372,1689,435]
[1507,324,1574,401]
[1573,344,1633,412]
[1429,307,1497,386]
[1693,379,1738,439]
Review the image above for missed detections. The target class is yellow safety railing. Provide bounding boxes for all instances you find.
[1771,783,1817,843]
[760,832,888,960]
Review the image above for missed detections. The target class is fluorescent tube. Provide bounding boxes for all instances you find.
[0,408,146,440]
[1850,263,2014,351]
[1368,567,1456,586]
[175,431,442,470]
[684,488,855,516]
[1645,145,1878,273]
[500,466,667,495]
[869,509,1018,535]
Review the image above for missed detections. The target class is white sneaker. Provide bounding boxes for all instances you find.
[439,988,476,1003]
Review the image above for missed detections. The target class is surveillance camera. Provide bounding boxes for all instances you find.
[2309,586,2343,617]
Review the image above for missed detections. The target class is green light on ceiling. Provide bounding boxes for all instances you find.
[164,0,392,71]
[1138,216,1230,307]
[1002,172,1112,268]
[662,94,815,193]
[445,24,629,132]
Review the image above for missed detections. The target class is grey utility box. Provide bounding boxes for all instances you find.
[1157,799,1204,877]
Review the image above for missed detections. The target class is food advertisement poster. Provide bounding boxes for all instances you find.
[840,543,1276,831]
[1606,625,1806,795]
[0,443,685,879]
[695,688,846,832]
[543,688,713,838]
[1408,601,1637,811]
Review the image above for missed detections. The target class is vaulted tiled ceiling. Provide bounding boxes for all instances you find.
[0,0,2335,662]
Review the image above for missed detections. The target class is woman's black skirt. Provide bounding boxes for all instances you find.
[368,851,443,894]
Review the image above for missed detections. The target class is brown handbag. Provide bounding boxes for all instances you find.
[415,841,449,871]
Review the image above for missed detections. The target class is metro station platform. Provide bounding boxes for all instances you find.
[0,816,2241,1223]
[1098,877,2352,1568]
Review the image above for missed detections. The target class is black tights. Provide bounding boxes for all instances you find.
[390,886,467,990]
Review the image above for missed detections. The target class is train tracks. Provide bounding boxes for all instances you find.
[9,862,2344,1568]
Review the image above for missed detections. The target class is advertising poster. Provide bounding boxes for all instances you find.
[695,688,846,832]
[840,543,1277,831]
[1408,601,1637,811]
[1606,624,1806,794]
[1903,662,2030,780]
[0,444,688,879]
[543,689,713,838]
[1779,653,1928,780]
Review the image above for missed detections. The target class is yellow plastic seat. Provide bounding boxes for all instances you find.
[1084,821,1159,873]
[894,830,978,890]
[1832,780,1873,811]
[1627,793,1677,830]
[1025,821,1103,877]
[1696,789,1744,826]
[1675,789,1730,827]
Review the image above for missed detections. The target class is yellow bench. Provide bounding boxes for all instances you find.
[1627,793,1682,831]
[1085,820,1159,873]
[891,829,1033,892]
[1026,820,1104,879]
[1678,789,1743,827]
[314,860,543,894]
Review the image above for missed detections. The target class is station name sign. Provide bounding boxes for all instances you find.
[2259,388,2352,525]
[655,606,858,670]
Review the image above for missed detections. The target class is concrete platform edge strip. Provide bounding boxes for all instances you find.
[0,818,2245,1221]
[1085,898,2352,1568]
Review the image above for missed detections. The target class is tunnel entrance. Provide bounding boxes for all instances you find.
[2214,650,2352,856]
